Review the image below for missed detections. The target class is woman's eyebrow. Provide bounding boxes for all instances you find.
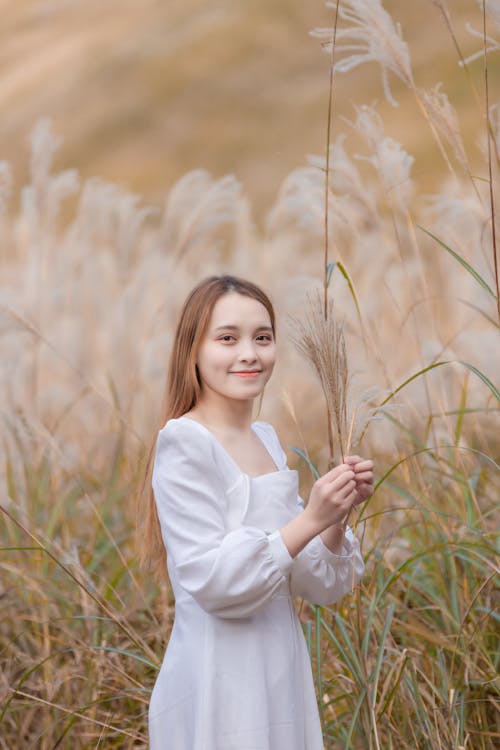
[213,325,273,333]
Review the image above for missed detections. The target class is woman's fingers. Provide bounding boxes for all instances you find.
[320,459,374,483]
[352,482,374,504]
[322,469,356,499]
[344,455,362,465]
[347,486,360,505]
[328,468,355,491]
[340,479,357,500]
[345,457,374,481]
[354,470,374,483]
[349,459,374,492]
[313,460,374,522]
[320,463,353,483]
[353,459,374,472]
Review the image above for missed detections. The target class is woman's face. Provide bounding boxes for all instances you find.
[196,292,276,405]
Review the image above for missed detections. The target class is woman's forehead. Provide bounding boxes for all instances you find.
[209,293,272,328]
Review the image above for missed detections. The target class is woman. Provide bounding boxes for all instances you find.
[142,275,374,749]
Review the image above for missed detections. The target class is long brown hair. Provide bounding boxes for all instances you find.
[138,275,276,579]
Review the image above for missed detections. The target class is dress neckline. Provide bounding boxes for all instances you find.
[177,415,284,479]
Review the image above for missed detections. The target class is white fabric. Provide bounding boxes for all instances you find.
[149,416,364,749]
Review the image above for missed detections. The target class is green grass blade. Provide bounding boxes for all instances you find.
[337,261,363,329]
[320,612,364,684]
[289,445,321,480]
[375,360,499,420]
[454,377,468,445]
[458,360,500,402]
[378,361,450,407]
[82,645,158,668]
[369,604,395,741]
[418,225,497,298]
[327,261,336,286]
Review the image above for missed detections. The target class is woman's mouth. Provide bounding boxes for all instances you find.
[229,371,262,378]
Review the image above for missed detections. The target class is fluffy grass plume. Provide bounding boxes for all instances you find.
[291,293,350,466]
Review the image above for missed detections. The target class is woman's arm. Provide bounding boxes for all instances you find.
[259,424,371,606]
[319,523,346,554]
[279,462,358,555]
[153,420,317,619]
[288,517,365,605]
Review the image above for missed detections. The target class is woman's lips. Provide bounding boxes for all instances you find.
[230,371,262,378]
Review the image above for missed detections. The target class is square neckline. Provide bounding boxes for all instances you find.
[177,415,284,479]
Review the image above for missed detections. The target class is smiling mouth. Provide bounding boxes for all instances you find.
[229,370,262,377]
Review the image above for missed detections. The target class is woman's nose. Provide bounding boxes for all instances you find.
[237,340,257,361]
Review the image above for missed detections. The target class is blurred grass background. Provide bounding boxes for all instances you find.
[1,0,499,748]
[0,0,494,218]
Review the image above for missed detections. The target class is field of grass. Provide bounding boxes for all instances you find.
[1,0,499,748]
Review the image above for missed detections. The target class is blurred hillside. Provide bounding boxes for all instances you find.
[0,0,493,220]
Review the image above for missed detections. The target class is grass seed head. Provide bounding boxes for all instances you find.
[290,292,350,464]
[311,0,415,106]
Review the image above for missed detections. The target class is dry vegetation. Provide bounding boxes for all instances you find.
[1,0,499,748]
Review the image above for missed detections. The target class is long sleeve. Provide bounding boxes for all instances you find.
[254,422,365,606]
[289,504,365,605]
[151,419,293,619]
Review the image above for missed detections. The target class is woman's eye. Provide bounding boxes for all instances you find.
[218,333,272,343]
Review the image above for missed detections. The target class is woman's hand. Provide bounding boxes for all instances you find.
[316,456,374,553]
[304,463,358,533]
[344,455,374,506]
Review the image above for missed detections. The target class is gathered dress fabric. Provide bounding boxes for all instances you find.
[149,416,365,750]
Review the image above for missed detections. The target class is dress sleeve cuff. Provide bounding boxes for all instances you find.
[267,529,293,576]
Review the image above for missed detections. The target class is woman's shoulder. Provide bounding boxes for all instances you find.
[153,418,231,497]
[154,416,226,482]
[252,420,288,467]
[157,416,216,454]
[159,415,199,435]
[252,419,287,442]
[251,420,279,440]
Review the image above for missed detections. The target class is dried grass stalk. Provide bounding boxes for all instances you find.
[291,292,350,466]
[420,84,468,171]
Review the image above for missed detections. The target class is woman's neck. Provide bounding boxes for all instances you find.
[189,393,254,434]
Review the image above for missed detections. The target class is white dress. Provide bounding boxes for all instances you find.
[149,416,364,750]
